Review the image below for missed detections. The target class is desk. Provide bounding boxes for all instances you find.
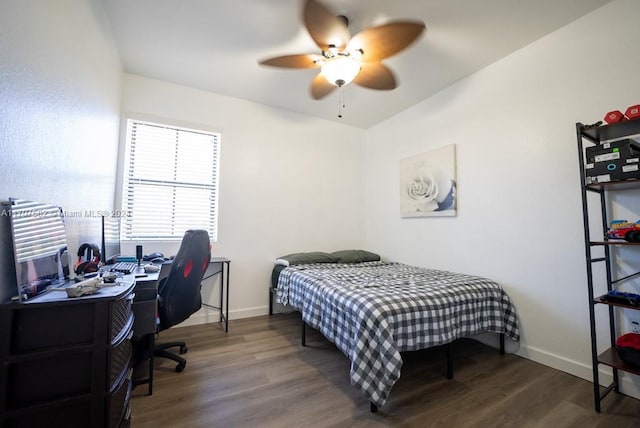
[201,257,231,332]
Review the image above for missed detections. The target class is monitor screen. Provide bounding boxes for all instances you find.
[101,215,121,264]
[9,199,68,301]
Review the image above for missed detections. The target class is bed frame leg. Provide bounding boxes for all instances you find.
[500,333,505,355]
[370,402,378,413]
[446,342,453,380]
[301,319,306,347]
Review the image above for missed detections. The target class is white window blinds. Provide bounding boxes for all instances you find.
[9,199,67,263]
[121,118,220,241]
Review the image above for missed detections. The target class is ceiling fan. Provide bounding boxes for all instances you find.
[258,0,426,100]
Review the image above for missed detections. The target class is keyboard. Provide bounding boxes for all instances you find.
[110,262,138,274]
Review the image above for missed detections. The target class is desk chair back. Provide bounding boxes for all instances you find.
[157,229,211,330]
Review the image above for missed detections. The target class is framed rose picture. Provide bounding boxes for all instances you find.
[399,144,457,217]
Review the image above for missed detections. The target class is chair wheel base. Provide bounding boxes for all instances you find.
[154,341,188,373]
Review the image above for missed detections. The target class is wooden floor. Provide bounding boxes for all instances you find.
[131,313,640,427]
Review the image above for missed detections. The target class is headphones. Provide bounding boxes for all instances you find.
[74,243,101,275]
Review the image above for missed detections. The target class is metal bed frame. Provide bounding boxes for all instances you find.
[298,316,506,413]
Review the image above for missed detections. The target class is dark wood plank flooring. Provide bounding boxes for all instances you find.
[131,313,640,427]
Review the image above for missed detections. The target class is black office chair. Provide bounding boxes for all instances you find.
[154,229,211,372]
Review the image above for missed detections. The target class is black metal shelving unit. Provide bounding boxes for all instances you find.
[577,119,640,412]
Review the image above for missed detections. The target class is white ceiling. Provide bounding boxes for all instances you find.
[101,0,613,129]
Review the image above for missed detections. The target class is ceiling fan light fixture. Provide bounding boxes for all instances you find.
[321,54,361,87]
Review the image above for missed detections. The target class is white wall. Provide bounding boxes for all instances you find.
[0,0,122,253]
[362,0,640,397]
[120,74,364,321]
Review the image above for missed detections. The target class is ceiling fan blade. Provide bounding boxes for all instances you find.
[304,0,350,50]
[259,54,323,69]
[352,62,397,90]
[310,73,336,99]
[347,21,426,62]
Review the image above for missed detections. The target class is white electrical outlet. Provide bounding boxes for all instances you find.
[631,319,640,334]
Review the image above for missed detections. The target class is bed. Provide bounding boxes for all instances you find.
[272,250,520,412]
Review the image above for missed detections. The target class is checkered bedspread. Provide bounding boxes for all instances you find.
[276,261,519,407]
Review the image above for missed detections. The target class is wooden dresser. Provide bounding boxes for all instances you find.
[0,280,135,427]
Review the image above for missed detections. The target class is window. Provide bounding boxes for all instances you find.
[120,118,220,241]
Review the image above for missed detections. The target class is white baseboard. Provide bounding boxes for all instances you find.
[516,343,640,400]
[175,304,271,328]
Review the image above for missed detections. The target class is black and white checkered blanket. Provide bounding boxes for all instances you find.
[276,261,519,407]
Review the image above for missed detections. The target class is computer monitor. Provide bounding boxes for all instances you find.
[8,199,68,301]
[101,215,121,264]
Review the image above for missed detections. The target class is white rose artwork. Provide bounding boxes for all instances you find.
[400,145,456,217]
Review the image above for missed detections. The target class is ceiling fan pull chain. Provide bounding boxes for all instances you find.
[338,87,345,118]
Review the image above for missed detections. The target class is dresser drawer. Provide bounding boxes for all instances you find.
[6,351,92,409]
[109,331,133,390]
[7,304,95,353]
[4,398,92,428]
[110,293,134,343]
[120,404,132,428]
[107,370,132,428]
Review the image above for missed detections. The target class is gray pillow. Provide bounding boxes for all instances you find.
[331,250,381,264]
[275,251,338,266]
